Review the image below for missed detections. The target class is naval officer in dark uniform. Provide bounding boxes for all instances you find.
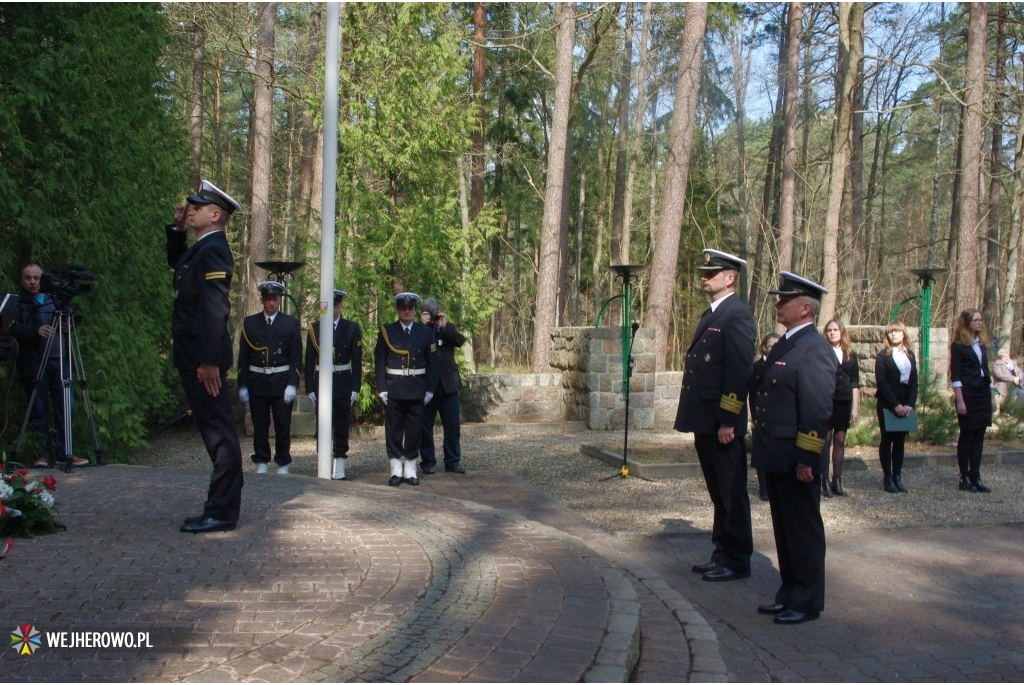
[674,249,756,582]
[305,288,363,480]
[166,180,244,534]
[238,281,303,474]
[751,271,837,625]
[375,292,437,486]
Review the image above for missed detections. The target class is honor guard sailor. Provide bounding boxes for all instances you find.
[238,281,303,475]
[304,289,363,480]
[374,292,437,486]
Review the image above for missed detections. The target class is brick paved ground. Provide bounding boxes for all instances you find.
[1,432,1022,683]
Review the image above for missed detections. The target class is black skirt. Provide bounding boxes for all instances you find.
[829,399,853,430]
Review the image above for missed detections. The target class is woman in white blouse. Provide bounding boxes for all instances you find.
[873,321,918,493]
[950,309,995,493]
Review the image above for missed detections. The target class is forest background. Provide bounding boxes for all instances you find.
[1,2,1021,460]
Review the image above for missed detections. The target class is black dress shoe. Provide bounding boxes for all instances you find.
[883,477,898,493]
[757,603,787,615]
[702,566,750,582]
[821,478,833,498]
[893,475,908,493]
[404,477,419,486]
[691,561,718,574]
[972,478,991,493]
[774,609,819,625]
[831,477,846,496]
[180,517,237,534]
[958,476,978,493]
[183,514,205,525]
[445,465,466,473]
[388,475,403,487]
[421,466,435,475]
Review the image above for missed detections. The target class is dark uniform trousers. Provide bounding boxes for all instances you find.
[305,318,362,459]
[375,322,437,463]
[674,294,756,572]
[166,227,243,523]
[239,312,302,466]
[751,325,836,614]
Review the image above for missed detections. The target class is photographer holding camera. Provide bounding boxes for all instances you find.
[418,297,466,475]
[11,263,89,468]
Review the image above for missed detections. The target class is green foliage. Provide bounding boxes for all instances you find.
[845,396,880,448]
[914,374,957,446]
[995,397,1024,441]
[0,4,187,460]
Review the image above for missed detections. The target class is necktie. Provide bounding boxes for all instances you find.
[266,317,272,326]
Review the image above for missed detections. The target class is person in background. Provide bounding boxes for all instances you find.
[305,289,362,480]
[950,308,995,494]
[674,249,756,583]
[166,179,244,534]
[750,271,836,626]
[751,332,780,502]
[992,348,1024,407]
[874,321,917,494]
[418,297,467,475]
[238,281,303,475]
[820,319,860,497]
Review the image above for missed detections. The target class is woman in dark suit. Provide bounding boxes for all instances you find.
[821,319,860,496]
[874,321,917,493]
[950,308,995,493]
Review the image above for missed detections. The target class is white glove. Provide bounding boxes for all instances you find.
[350,391,358,406]
[239,387,249,404]
[424,391,434,405]
[379,391,388,406]
[284,385,297,404]
[308,392,317,407]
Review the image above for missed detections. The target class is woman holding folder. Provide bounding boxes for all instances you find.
[874,321,918,493]
[950,308,995,493]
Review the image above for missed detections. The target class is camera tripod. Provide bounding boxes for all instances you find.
[12,305,103,472]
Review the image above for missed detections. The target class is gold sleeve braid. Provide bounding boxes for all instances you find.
[795,430,825,453]
[719,392,744,414]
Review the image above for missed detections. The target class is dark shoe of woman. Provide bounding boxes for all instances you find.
[821,478,833,498]
[831,477,846,496]
[893,475,908,493]
[972,478,991,493]
[958,475,978,493]
[883,476,898,493]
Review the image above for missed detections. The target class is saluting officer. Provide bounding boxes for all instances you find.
[167,179,244,534]
[751,271,837,626]
[304,289,363,480]
[674,249,756,583]
[238,281,303,475]
[375,292,437,487]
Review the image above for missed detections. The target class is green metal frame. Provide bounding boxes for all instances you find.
[888,270,941,380]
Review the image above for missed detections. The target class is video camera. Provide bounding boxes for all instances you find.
[40,264,97,304]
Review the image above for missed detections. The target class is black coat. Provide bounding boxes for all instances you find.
[10,290,60,379]
[873,349,918,413]
[426,321,466,395]
[750,325,837,473]
[950,340,993,429]
[374,321,438,401]
[304,317,363,397]
[166,227,234,372]
[673,294,756,436]
[833,349,861,402]
[238,312,303,397]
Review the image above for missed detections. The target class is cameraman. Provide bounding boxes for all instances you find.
[418,297,466,474]
[11,263,88,468]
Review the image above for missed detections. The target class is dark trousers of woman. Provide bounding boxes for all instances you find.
[956,425,985,480]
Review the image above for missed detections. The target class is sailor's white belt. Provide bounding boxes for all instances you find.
[386,367,426,376]
[316,363,352,372]
[249,364,290,375]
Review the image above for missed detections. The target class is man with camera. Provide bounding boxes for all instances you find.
[238,281,302,475]
[11,263,89,469]
[418,297,467,475]
[167,180,244,534]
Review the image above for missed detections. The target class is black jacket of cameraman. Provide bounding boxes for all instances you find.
[11,290,61,380]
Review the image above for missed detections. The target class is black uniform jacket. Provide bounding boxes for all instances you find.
[833,349,861,402]
[673,294,756,436]
[304,317,363,396]
[750,324,837,473]
[874,348,918,412]
[166,228,234,372]
[949,341,991,395]
[238,312,302,397]
[374,321,437,401]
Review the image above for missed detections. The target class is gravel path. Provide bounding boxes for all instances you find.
[132,423,1023,537]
